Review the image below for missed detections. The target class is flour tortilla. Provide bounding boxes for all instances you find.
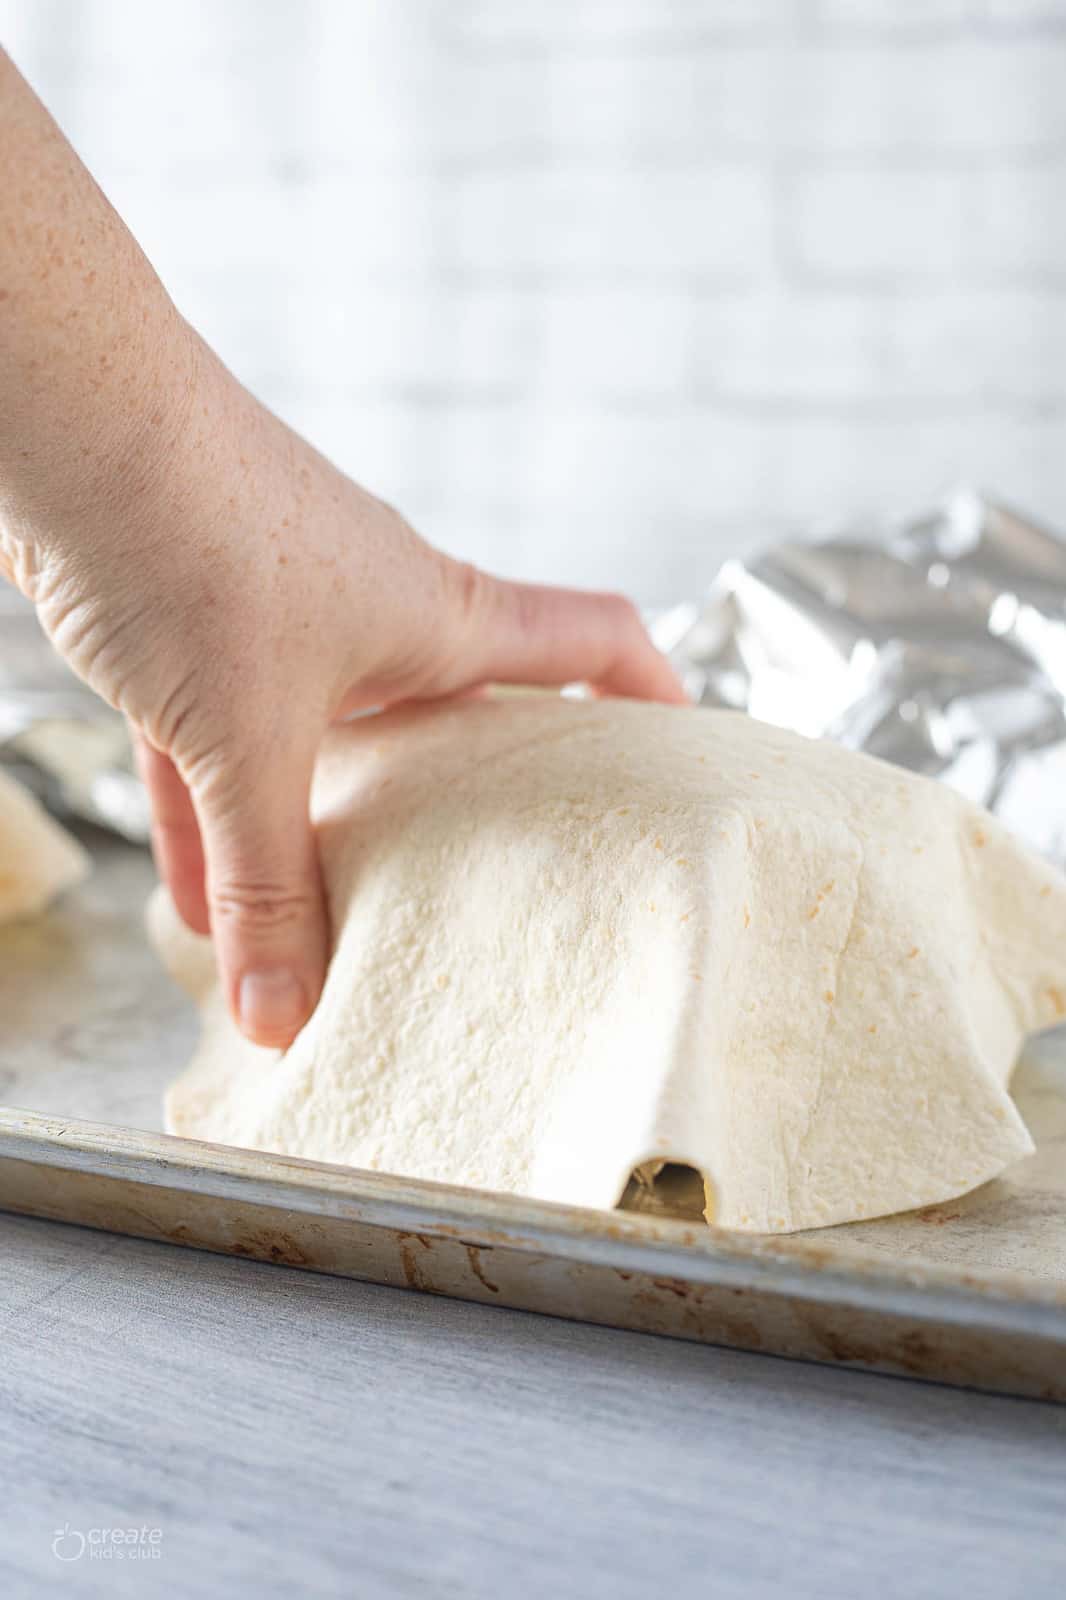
[0,767,89,922]
[157,699,1066,1234]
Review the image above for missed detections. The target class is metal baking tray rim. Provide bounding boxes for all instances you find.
[2,1103,1064,1342]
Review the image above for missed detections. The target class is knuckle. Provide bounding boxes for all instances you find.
[604,592,642,631]
[450,559,491,627]
[147,669,203,757]
[177,735,237,798]
[425,559,499,687]
[209,881,317,933]
[509,581,545,640]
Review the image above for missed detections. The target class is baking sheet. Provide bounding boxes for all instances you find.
[1,833,1065,1399]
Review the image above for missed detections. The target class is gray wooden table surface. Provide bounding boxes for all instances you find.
[1,1211,1065,1600]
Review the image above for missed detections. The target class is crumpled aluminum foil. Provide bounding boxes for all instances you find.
[0,590,149,841]
[4,488,1066,863]
[653,488,1066,866]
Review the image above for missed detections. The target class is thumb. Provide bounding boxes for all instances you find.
[189,739,328,1050]
[448,566,687,705]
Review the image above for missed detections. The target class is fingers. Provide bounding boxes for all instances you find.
[131,730,210,935]
[134,718,327,1049]
[185,739,328,1051]
[453,568,688,705]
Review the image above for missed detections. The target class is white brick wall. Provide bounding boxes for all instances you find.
[4,0,1066,605]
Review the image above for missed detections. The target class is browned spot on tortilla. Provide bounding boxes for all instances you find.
[808,880,836,920]
[907,947,920,960]
[654,837,664,850]
[973,828,987,847]
[743,905,751,928]
[823,990,835,1004]
[1047,985,1066,1017]
[1041,884,1052,898]
[868,1023,877,1034]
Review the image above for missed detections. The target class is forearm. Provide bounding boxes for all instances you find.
[0,49,192,579]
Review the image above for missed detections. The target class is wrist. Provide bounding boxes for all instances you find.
[0,297,204,589]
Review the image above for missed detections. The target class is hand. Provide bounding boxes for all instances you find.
[0,48,685,1048]
[5,323,685,1048]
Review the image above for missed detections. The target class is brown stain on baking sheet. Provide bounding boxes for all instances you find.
[393,1232,501,1295]
[464,1244,500,1294]
[624,1276,767,1349]
[229,1229,311,1267]
[432,1222,541,1250]
[118,1207,315,1268]
[794,1310,942,1380]
[652,1276,691,1300]
[397,1231,434,1291]
[806,1318,941,1369]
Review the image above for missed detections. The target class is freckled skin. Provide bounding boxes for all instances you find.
[0,49,686,1048]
